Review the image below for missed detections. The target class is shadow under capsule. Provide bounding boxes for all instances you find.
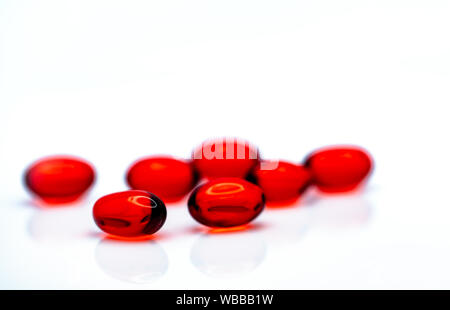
[259,202,313,247]
[95,237,168,284]
[308,190,373,230]
[190,229,266,278]
[27,201,94,243]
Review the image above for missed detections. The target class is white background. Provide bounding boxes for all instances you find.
[1,0,450,289]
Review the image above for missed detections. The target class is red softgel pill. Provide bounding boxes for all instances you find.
[25,156,95,203]
[304,146,373,193]
[251,160,311,202]
[126,156,196,202]
[93,190,167,237]
[192,138,259,179]
[188,178,265,228]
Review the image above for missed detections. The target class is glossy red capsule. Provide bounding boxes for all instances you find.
[25,156,95,203]
[126,156,196,202]
[93,190,167,237]
[188,178,265,228]
[251,160,311,202]
[304,146,373,193]
[192,138,259,179]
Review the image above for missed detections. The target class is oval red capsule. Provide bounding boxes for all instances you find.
[304,146,373,193]
[251,160,311,203]
[126,156,196,202]
[192,138,259,179]
[188,178,265,228]
[25,156,95,203]
[93,190,167,237]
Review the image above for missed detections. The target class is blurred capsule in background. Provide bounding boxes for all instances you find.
[93,190,167,238]
[304,146,373,193]
[192,138,259,179]
[251,160,311,204]
[126,156,196,202]
[188,177,265,228]
[24,155,95,204]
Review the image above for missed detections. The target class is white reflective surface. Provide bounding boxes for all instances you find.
[191,230,267,277]
[95,238,168,284]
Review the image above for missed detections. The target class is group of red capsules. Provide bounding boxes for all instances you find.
[24,138,373,239]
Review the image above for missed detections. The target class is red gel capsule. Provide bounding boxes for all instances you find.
[25,156,95,203]
[304,146,373,193]
[251,160,311,202]
[93,190,166,237]
[126,156,196,202]
[192,138,259,179]
[188,178,265,228]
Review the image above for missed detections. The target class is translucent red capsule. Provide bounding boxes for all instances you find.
[126,156,196,202]
[192,138,259,179]
[24,156,95,203]
[251,160,311,203]
[188,178,265,228]
[304,146,373,193]
[93,190,166,237]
